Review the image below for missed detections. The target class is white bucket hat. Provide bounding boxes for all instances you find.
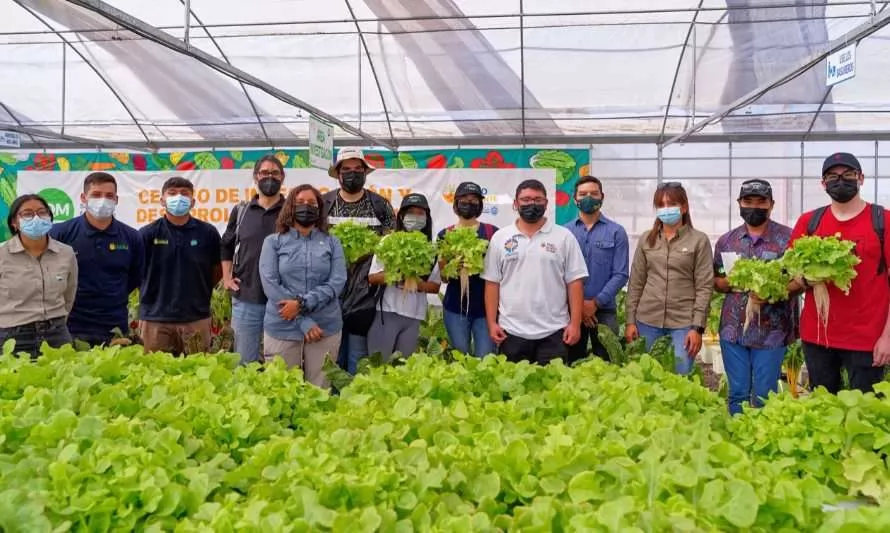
[327,147,376,179]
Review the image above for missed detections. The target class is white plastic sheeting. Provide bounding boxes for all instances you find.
[1,0,890,149]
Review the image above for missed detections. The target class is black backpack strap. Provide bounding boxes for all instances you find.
[872,204,887,275]
[368,191,391,227]
[806,206,828,235]
[321,189,337,219]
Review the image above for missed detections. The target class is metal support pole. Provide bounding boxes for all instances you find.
[728,141,733,232]
[357,36,362,130]
[875,139,879,202]
[800,141,806,216]
[519,0,526,144]
[61,43,67,135]
[657,145,664,184]
[872,0,878,17]
[183,0,191,46]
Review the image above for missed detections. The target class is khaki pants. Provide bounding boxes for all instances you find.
[141,318,211,356]
[263,332,342,388]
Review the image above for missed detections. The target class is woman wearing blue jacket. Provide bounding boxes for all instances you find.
[259,184,347,387]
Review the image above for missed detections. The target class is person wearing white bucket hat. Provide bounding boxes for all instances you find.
[321,148,396,375]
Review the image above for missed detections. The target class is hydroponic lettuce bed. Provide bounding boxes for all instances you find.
[0,342,888,532]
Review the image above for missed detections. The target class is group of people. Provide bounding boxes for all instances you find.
[0,149,887,412]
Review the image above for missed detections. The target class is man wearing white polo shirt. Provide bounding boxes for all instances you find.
[482,179,588,364]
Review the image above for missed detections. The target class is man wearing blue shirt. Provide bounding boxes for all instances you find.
[49,172,144,346]
[139,177,222,355]
[564,176,630,363]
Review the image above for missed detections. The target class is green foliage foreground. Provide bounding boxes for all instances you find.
[1,342,889,532]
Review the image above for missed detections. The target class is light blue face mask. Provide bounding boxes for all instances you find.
[656,206,682,225]
[165,195,192,216]
[19,216,53,239]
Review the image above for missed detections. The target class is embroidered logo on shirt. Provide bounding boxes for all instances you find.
[504,235,519,255]
[153,238,168,245]
[190,240,199,246]
[541,242,557,254]
[109,242,129,251]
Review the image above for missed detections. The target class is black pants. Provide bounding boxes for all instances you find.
[802,342,885,394]
[566,310,618,364]
[0,318,72,359]
[499,330,567,365]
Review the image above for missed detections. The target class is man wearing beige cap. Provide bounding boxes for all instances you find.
[321,148,396,375]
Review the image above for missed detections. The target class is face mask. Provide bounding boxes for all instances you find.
[86,198,116,219]
[403,214,427,231]
[340,171,366,194]
[456,200,482,220]
[576,196,602,215]
[165,195,192,217]
[257,177,282,197]
[293,204,319,227]
[739,207,769,227]
[826,179,859,204]
[19,216,53,239]
[656,206,682,225]
[518,204,546,224]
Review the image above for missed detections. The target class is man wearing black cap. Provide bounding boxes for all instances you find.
[787,152,890,393]
[713,179,797,414]
[437,182,499,357]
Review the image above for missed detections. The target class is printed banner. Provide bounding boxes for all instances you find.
[16,168,556,237]
[0,149,589,241]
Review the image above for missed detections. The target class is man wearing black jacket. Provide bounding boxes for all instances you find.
[220,155,286,364]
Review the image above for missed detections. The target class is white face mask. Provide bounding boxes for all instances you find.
[86,198,116,219]
[403,214,427,231]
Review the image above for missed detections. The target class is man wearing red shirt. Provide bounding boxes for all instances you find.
[788,152,890,393]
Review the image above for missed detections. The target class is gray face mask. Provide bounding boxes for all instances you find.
[403,214,427,231]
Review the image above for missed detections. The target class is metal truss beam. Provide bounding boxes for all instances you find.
[663,7,890,148]
[2,124,155,152]
[64,0,397,150]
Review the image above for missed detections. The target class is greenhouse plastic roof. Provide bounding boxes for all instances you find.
[2,0,890,150]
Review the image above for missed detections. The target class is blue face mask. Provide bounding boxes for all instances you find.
[19,216,53,239]
[656,206,682,225]
[165,195,192,217]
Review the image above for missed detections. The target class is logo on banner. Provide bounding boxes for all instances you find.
[38,188,75,222]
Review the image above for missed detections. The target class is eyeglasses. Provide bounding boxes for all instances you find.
[517,196,547,205]
[19,208,51,219]
[258,170,282,179]
[823,170,859,182]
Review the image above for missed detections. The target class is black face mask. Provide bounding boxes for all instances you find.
[518,204,546,223]
[257,177,282,197]
[739,207,769,227]
[456,200,482,220]
[340,171,366,194]
[293,204,319,227]
[826,179,859,204]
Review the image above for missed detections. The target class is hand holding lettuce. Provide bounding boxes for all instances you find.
[375,232,438,293]
[782,234,860,329]
[439,227,489,308]
[330,221,381,264]
[727,258,791,331]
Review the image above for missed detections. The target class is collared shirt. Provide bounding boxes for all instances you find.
[49,216,144,337]
[565,214,630,310]
[714,221,798,348]
[482,220,588,340]
[259,228,348,341]
[0,236,78,328]
[219,195,284,305]
[140,217,221,323]
[626,225,714,329]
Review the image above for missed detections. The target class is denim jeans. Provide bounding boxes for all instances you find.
[636,322,694,375]
[0,317,72,359]
[231,298,265,365]
[720,341,787,415]
[337,332,369,375]
[442,310,495,358]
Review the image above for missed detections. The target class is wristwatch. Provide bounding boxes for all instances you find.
[693,326,705,334]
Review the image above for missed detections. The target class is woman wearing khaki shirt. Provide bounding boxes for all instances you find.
[625,182,714,375]
[0,195,78,358]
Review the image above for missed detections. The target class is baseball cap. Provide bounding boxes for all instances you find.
[822,152,862,175]
[738,179,773,200]
[454,181,484,199]
[327,147,377,179]
[400,193,430,210]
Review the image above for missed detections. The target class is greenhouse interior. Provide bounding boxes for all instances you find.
[3,1,890,531]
